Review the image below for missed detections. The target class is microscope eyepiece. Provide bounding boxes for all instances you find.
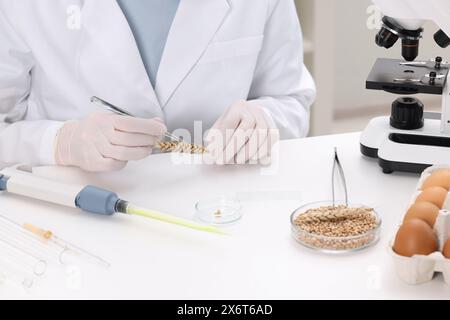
[376,16,423,62]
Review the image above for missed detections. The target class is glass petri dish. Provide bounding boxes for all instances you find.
[195,196,242,225]
[290,200,382,254]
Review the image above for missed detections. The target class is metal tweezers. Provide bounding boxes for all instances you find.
[90,96,182,142]
[332,147,348,207]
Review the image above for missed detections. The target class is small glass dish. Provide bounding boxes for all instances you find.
[290,200,382,254]
[195,196,242,225]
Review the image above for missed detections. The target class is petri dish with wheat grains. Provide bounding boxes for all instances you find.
[290,200,381,254]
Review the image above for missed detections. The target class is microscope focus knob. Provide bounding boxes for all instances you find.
[434,29,450,48]
[390,97,424,130]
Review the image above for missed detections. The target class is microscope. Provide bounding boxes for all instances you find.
[360,0,450,174]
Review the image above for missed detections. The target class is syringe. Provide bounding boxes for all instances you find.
[23,223,111,268]
[0,168,225,235]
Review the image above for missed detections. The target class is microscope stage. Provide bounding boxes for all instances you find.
[366,58,449,95]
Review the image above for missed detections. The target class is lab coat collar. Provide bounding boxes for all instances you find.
[79,0,162,117]
[155,0,231,107]
[80,0,230,113]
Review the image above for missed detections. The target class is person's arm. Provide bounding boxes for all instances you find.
[248,0,316,139]
[0,5,64,167]
[206,0,316,165]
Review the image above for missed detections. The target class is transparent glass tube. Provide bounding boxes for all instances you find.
[0,215,110,268]
[22,223,110,268]
[0,215,63,265]
[0,259,35,289]
[0,237,46,276]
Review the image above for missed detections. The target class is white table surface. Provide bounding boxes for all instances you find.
[0,132,449,300]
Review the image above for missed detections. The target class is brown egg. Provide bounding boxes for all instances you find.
[404,202,440,227]
[423,170,450,190]
[393,219,438,257]
[415,186,448,208]
[444,238,450,259]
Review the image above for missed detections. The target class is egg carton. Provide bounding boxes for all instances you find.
[390,165,450,285]
[417,165,450,192]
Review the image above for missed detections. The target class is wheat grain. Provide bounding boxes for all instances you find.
[292,205,379,250]
[294,205,377,237]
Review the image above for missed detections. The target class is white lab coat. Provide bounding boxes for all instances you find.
[0,0,316,167]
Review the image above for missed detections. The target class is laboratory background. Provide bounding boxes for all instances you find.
[1,0,450,302]
[298,0,443,136]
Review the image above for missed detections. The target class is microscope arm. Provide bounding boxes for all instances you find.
[373,0,450,37]
[442,78,450,134]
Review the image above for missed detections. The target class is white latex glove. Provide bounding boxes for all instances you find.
[205,101,280,165]
[55,112,166,172]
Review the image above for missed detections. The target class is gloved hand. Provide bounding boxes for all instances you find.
[205,101,280,165]
[55,112,166,172]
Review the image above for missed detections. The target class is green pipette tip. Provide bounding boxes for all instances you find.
[126,205,228,235]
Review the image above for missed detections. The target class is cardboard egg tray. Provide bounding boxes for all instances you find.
[389,165,450,285]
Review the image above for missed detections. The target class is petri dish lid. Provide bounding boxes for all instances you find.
[195,196,242,226]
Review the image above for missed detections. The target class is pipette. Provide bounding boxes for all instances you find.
[0,167,225,235]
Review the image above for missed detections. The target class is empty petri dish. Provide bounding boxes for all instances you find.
[195,196,242,225]
[291,200,382,254]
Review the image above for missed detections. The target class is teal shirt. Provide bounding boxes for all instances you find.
[117,0,181,87]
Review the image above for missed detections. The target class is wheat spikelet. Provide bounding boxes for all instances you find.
[294,205,378,238]
[157,141,208,154]
[295,205,374,224]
